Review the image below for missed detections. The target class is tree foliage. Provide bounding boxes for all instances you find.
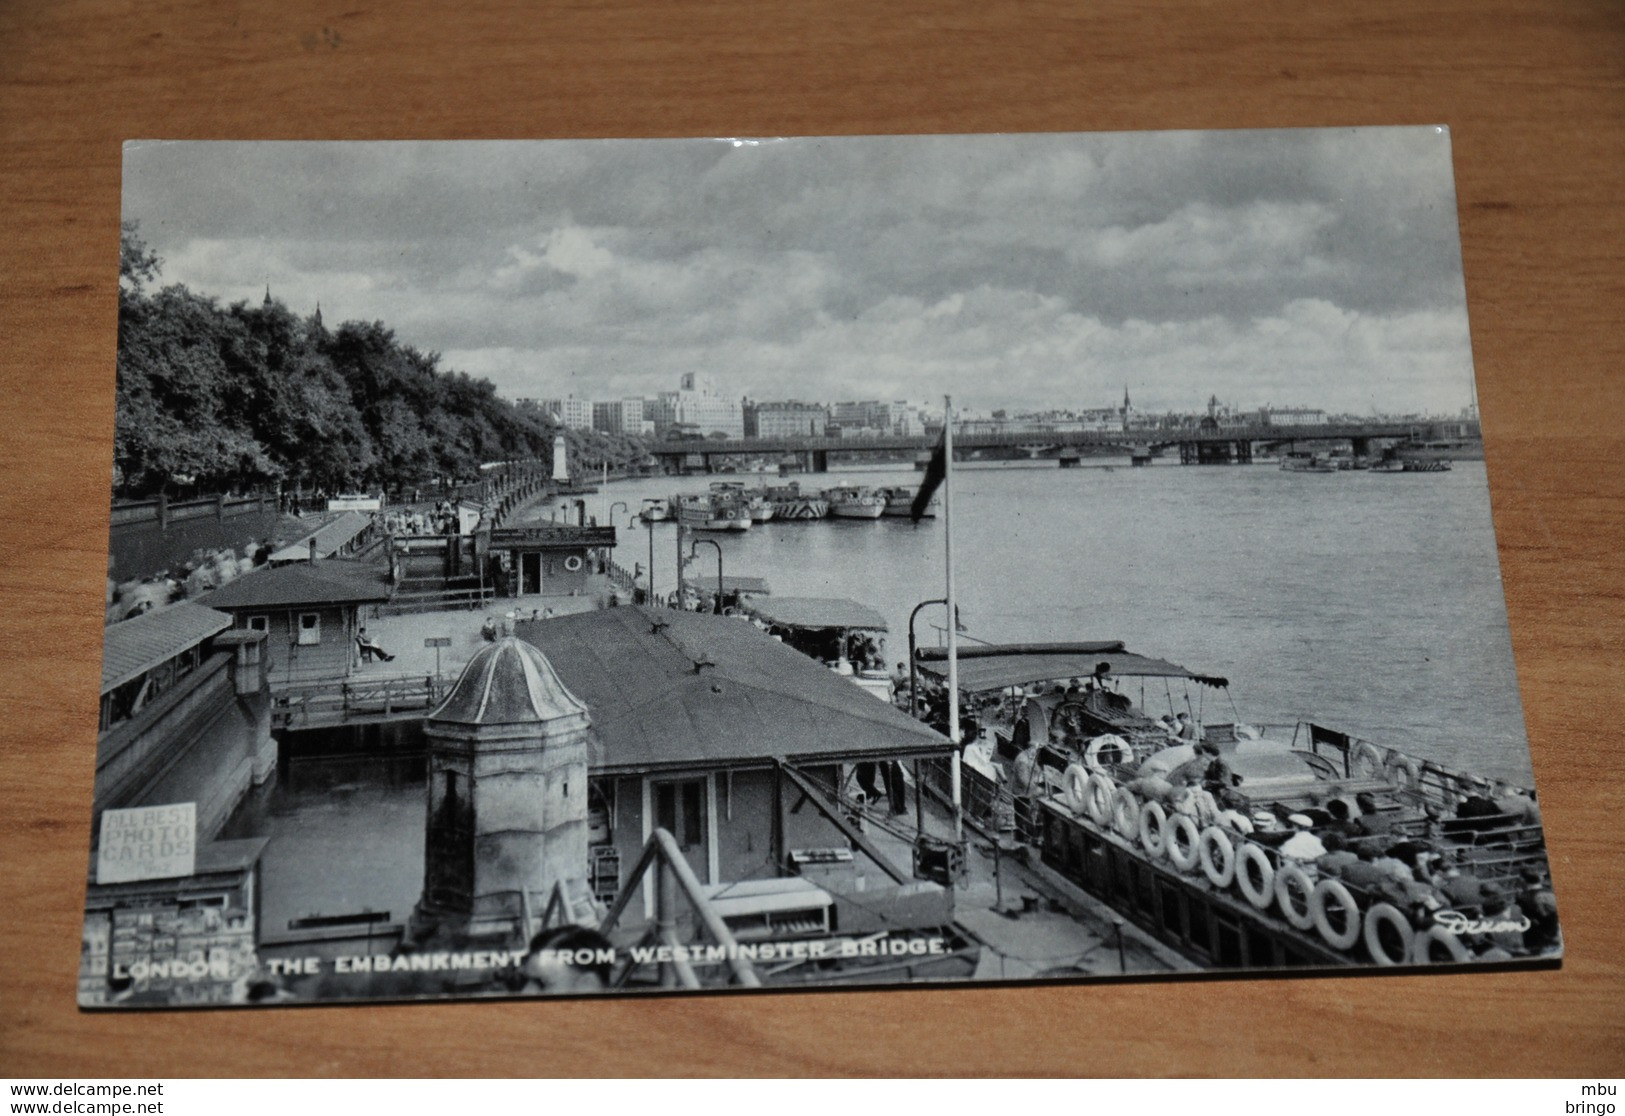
[113,226,649,498]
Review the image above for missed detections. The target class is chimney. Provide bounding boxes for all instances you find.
[308,538,318,564]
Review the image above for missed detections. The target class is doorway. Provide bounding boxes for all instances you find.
[651,776,710,883]
[519,552,542,596]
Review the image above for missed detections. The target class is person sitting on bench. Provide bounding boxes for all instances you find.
[356,627,395,663]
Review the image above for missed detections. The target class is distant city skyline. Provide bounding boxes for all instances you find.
[124,130,1480,416]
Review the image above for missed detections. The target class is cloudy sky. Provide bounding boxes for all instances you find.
[123,128,1478,416]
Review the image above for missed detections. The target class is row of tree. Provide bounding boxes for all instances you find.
[115,224,649,500]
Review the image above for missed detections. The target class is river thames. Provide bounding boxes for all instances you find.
[600,457,1532,785]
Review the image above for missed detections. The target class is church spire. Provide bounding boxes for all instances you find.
[263,283,272,307]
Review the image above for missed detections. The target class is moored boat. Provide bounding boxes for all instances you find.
[821,484,886,519]
[1280,452,1337,473]
[674,492,752,532]
[639,497,672,523]
[1372,458,1452,474]
[710,481,775,522]
[877,484,939,518]
[762,482,829,521]
[908,642,1557,972]
[744,596,895,703]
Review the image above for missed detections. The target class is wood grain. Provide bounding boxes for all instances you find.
[2,0,1621,1077]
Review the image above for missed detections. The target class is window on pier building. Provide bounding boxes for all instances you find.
[296,612,321,646]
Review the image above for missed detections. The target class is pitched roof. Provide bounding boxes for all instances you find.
[516,607,948,773]
[101,601,233,693]
[268,510,375,563]
[744,597,888,631]
[200,560,392,610]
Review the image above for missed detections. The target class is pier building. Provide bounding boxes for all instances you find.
[201,560,393,689]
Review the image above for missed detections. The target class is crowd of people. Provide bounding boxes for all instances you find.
[105,540,269,625]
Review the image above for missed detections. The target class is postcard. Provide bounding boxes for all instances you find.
[83,129,1556,1007]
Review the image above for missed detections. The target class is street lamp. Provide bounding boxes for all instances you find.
[689,537,723,613]
[907,598,964,718]
[908,597,948,721]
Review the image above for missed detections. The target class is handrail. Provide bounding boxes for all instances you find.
[599,827,761,989]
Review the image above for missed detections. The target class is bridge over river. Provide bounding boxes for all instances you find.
[648,420,1435,472]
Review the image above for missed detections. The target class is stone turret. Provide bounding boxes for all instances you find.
[410,636,595,944]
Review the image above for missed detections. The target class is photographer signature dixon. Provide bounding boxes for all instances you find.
[1431,909,1532,936]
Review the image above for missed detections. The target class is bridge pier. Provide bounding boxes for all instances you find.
[810,449,829,472]
[1181,440,1249,465]
[1058,454,1080,468]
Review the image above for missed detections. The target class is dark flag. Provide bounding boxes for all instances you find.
[911,429,947,522]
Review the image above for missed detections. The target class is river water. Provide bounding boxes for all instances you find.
[599,458,1533,785]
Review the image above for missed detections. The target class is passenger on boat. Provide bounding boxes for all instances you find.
[1174,711,1199,742]
[1315,832,1361,875]
[1517,882,1561,953]
[1278,815,1328,862]
[1169,778,1221,827]
[1492,783,1541,824]
[1157,713,1181,739]
[1084,662,1116,693]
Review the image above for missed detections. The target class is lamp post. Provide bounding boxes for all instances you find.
[908,597,948,723]
[646,513,657,606]
[689,537,723,613]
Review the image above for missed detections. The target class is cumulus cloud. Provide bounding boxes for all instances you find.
[124,129,1477,415]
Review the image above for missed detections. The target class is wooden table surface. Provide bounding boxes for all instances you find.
[2,0,1621,1078]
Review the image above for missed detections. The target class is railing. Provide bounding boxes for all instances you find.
[271,672,448,728]
[598,828,762,990]
[109,492,275,531]
[371,585,493,617]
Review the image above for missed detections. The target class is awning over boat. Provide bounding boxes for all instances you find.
[745,597,887,631]
[915,643,1227,690]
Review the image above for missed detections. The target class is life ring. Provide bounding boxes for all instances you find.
[1236,843,1276,911]
[1363,902,1414,967]
[1198,826,1236,888]
[563,554,583,572]
[1084,733,1132,773]
[1414,922,1472,964]
[1085,772,1116,826]
[1138,799,1168,859]
[1384,751,1422,790]
[1061,764,1090,815]
[1350,739,1385,778]
[1274,862,1318,932]
[1164,813,1202,873]
[1310,878,1362,951]
[1112,787,1140,840]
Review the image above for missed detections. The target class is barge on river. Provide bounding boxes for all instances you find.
[911,643,1557,972]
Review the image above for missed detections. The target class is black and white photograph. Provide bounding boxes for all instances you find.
[84,128,1558,1008]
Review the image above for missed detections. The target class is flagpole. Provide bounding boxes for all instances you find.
[944,394,962,844]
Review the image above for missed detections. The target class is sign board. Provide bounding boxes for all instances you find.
[424,637,452,648]
[96,803,196,885]
[327,495,382,512]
